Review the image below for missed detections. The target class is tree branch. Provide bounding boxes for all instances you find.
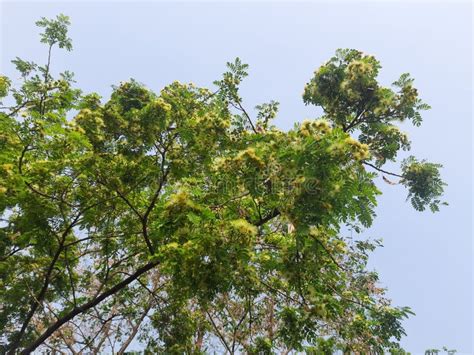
[362,161,403,178]
[19,259,160,354]
[7,213,81,354]
[254,209,280,227]
[206,310,233,354]
[235,100,257,134]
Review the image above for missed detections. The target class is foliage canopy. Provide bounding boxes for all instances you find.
[0,15,445,354]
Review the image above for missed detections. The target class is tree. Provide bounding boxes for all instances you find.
[425,348,457,355]
[0,15,446,354]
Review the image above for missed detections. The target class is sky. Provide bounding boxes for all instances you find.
[0,1,472,353]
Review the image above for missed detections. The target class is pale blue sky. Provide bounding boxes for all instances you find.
[1,1,472,353]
